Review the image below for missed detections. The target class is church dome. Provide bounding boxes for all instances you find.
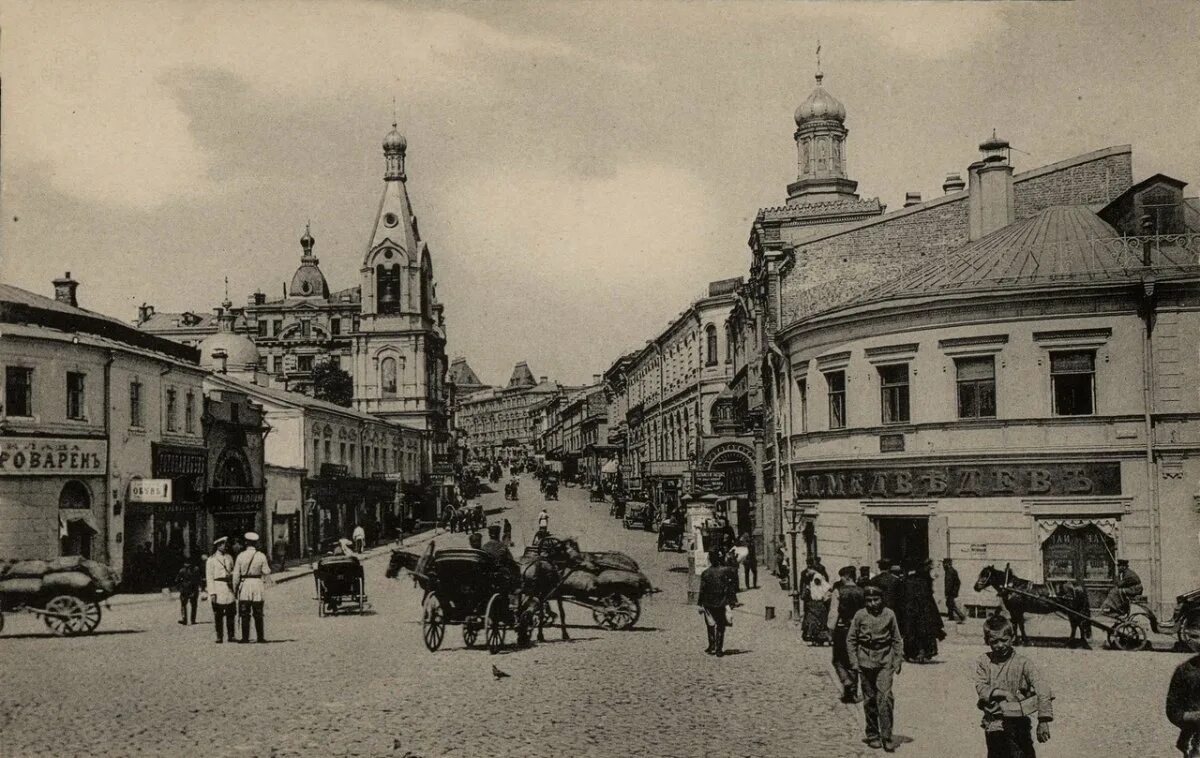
[199,330,260,372]
[794,73,846,126]
[383,123,407,153]
[290,263,330,299]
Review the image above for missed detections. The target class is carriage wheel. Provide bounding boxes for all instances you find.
[1178,612,1200,653]
[43,595,99,636]
[422,594,446,652]
[592,593,640,630]
[462,621,479,648]
[485,593,507,654]
[1108,619,1148,651]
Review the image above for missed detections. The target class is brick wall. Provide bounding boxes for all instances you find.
[776,148,1135,327]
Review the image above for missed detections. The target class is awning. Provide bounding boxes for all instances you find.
[1036,517,1119,544]
[601,460,620,475]
[61,512,99,533]
[274,499,300,516]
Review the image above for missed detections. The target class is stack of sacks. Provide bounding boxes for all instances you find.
[559,571,598,596]
[0,559,48,594]
[582,551,640,573]
[0,557,116,597]
[594,569,652,596]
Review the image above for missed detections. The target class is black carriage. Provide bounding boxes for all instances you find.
[314,555,368,616]
[623,501,655,531]
[588,487,605,503]
[657,518,684,551]
[413,549,535,654]
[544,478,559,501]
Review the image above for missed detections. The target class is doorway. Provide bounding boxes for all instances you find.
[877,517,929,568]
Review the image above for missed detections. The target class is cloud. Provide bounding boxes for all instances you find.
[0,1,583,210]
[803,2,1005,60]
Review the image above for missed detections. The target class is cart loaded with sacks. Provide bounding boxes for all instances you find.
[0,556,117,636]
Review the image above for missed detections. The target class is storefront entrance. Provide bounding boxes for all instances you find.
[877,517,929,568]
[1042,523,1115,608]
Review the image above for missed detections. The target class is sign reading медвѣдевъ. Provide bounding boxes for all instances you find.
[793,462,1121,499]
[0,437,106,475]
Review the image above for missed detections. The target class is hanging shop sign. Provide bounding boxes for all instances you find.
[692,471,726,492]
[129,479,173,503]
[0,437,106,475]
[793,462,1121,500]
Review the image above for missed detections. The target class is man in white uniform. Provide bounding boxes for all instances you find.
[205,536,236,643]
[233,531,271,643]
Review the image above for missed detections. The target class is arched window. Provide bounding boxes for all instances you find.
[59,481,91,510]
[725,324,734,363]
[705,325,718,367]
[381,357,398,397]
[376,264,401,314]
[214,451,250,487]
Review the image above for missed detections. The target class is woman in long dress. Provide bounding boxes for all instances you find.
[803,568,832,645]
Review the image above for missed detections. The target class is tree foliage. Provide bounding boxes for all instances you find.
[311,361,353,407]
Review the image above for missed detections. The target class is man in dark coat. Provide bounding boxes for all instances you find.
[872,560,903,617]
[1167,647,1200,756]
[832,565,866,703]
[900,559,943,662]
[698,551,737,656]
[943,558,966,623]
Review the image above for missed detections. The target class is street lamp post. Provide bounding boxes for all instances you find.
[782,504,805,621]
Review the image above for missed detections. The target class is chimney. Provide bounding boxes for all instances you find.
[52,272,79,307]
[252,291,266,306]
[212,348,229,374]
[967,131,1015,241]
[592,374,602,384]
[904,192,922,208]
[942,172,965,194]
[137,303,155,324]
[539,376,548,383]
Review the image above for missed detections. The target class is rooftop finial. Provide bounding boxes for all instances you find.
[815,39,822,83]
[221,276,232,310]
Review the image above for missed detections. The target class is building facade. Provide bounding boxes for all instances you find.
[456,362,565,461]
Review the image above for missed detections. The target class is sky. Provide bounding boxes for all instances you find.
[1,1,1198,386]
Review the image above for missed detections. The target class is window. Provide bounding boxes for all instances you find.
[879,364,910,425]
[705,325,718,366]
[230,403,240,424]
[956,356,996,419]
[257,320,268,337]
[381,357,398,396]
[59,480,91,509]
[66,372,86,420]
[1051,351,1095,416]
[129,379,143,427]
[324,439,331,463]
[258,355,268,372]
[272,319,282,336]
[267,355,276,374]
[349,443,356,467]
[330,318,340,336]
[297,355,314,372]
[329,355,340,371]
[185,391,195,433]
[725,324,734,363]
[797,378,808,433]
[340,442,347,462]
[301,320,311,338]
[5,367,33,417]
[312,438,321,470]
[825,371,846,429]
[166,387,178,431]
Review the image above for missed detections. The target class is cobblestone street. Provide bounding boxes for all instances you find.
[0,478,864,758]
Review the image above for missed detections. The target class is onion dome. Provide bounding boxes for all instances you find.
[383,122,407,153]
[794,73,847,126]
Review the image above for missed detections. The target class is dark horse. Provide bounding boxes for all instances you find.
[974,564,1092,647]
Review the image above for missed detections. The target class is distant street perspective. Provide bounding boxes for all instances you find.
[3,3,1200,757]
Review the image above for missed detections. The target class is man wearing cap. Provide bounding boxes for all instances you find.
[481,525,520,586]
[872,559,903,616]
[943,558,966,623]
[205,537,236,643]
[233,532,271,643]
[1099,559,1143,617]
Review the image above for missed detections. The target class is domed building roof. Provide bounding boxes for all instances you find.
[290,223,330,299]
[200,299,260,373]
[794,73,846,126]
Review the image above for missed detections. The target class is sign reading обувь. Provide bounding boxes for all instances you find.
[793,462,1121,499]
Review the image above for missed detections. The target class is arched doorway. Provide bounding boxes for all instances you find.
[703,444,756,539]
[59,481,95,558]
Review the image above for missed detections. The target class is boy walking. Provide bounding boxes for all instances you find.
[975,615,1053,757]
[848,584,903,752]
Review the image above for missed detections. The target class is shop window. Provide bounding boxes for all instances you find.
[129,378,143,427]
[5,366,33,417]
[1051,351,1095,416]
[956,356,996,419]
[66,372,86,420]
[825,370,846,429]
[879,364,910,425]
[166,388,178,431]
[1042,523,1115,607]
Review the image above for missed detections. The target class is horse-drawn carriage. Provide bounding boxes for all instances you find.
[656,517,684,552]
[522,536,651,630]
[588,487,605,503]
[313,555,368,616]
[543,477,559,501]
[623,501,655,531]
[504,480,520,501]
[0,557,116,636]
[974,563,1200,652]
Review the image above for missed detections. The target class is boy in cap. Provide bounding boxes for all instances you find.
[205,536,236,643]
[233,531,271,643]
[975,615,1053,756]
[848,584,904,752]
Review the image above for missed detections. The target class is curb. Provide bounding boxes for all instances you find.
[105,529,441,608]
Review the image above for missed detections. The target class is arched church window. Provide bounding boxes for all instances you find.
[377,263,401,314]
[381,357,398,397]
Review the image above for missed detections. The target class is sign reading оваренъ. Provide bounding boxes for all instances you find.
[793,462,1121,499]
[0,437,106,475]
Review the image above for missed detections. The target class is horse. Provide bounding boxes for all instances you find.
[974,564,1092,647]
[516,537,579,643]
